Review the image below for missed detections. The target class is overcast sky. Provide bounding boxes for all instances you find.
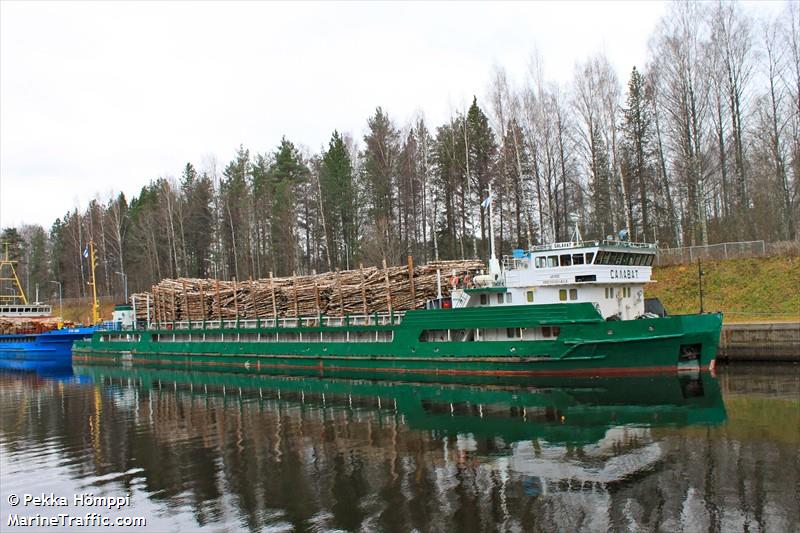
[0,1,782,230]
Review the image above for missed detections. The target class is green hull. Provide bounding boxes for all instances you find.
[73,303,723,377]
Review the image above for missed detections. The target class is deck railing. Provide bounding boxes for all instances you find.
[119,311,407,331]
[524,239,657,254]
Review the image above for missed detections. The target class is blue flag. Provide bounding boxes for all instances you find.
[83,245,89,259]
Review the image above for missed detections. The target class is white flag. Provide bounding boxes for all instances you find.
[481,194,493,209]
[83,246,89,258]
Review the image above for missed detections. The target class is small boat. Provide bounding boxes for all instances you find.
[73,189,723,377]
[0,242,97,371]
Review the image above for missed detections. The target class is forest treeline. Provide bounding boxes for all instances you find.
[2,1,798,302]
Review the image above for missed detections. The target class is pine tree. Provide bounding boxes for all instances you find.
[268,138,308,276]
[432,120,465,260]
[320,131,355,270]
[181,163,214,277]
[26,226,50,301]
[466,97,498,259]
[621,66,654,240]
[361,107,400,263]
[220,146,251,280]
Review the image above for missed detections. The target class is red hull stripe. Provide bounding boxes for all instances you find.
[73,354,704,378]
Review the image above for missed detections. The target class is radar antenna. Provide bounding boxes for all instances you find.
[569,215,582,244]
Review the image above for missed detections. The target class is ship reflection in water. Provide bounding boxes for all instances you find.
[1,362,798,532]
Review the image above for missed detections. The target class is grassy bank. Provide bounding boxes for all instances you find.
[649,256,800,323]
[58,298,118,325]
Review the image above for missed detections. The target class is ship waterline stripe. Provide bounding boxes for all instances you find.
[73,354,700,377]
[75,349,563,363]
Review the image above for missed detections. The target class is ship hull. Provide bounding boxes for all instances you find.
[0,327,96,371]
[73,304,723,377]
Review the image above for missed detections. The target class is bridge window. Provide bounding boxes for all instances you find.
[560,255,572,266]
[586,252,595,264]
[535,257,545,268]
[572,254,585,265]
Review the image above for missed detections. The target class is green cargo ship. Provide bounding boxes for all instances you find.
[73,227,723,377]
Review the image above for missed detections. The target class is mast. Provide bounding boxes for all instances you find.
[487,183,501,278]
[88,240,100,324]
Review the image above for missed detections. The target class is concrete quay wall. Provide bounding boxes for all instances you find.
[718,322,800,362]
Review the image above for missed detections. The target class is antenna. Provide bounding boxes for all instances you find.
[486,183,501,279]
[569,214,582,243]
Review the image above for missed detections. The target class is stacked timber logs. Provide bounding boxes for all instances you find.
[0,317,74,335]
[130,258,485,323]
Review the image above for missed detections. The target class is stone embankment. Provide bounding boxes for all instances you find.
[718,322,800,362]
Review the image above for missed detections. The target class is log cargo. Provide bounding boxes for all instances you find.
[130,259,485,323]
[0,317,76,335]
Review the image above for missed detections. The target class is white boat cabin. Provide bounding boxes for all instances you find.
[0,303,52,318]
[450,239,658,321]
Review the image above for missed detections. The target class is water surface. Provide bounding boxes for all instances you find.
[1,363,798,532]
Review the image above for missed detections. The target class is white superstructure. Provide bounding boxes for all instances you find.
[0,303,52,318]
[451,238,658,321]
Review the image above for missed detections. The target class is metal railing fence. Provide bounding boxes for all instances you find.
[655,240,799,266]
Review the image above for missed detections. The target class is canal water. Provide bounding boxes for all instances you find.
[0,363,798,532]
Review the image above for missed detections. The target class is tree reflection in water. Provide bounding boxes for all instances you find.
[0,364,797,532]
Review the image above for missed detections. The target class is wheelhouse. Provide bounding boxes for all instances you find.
[453,239,658,321]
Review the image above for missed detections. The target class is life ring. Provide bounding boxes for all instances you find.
[449,275,459,288]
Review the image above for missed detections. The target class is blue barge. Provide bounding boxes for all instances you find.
[0,242,97,371]
[0,327,96,371]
